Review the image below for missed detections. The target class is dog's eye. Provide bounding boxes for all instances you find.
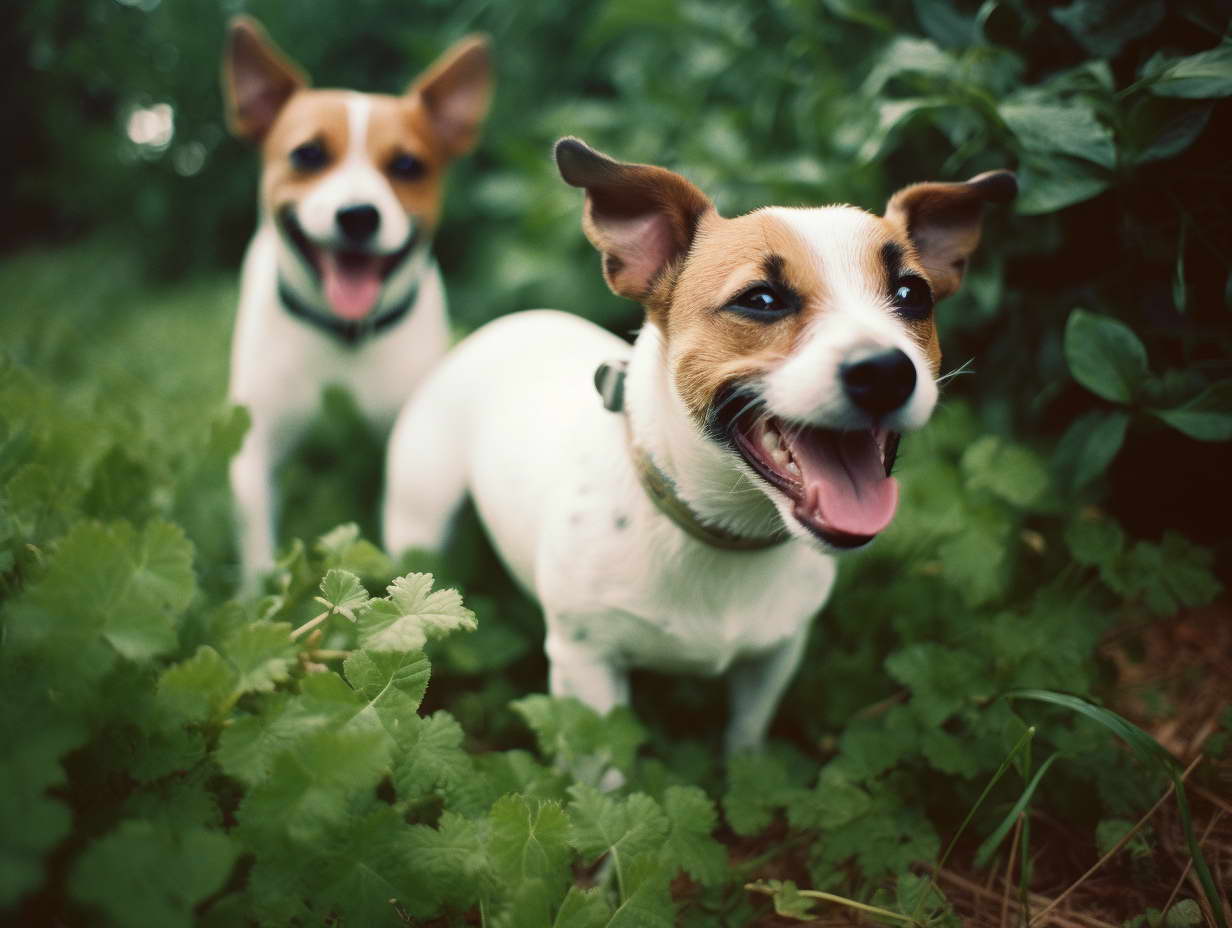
[290,141,329,172]
[892,276,933,319]
[389,152,426,181]
[726,285,793,320]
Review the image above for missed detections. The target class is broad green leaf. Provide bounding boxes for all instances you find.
[1065,512,1124,566]
[568,785,670,894]
[1064,309,1149,404]
[401,812,487,913]
[724,750,805,836]
[787,765,873,831]
[1052,410,1129,491]
[1150,44,1232,99]
[862,37,955,96]
[1000,101,1115,168]
[758,879,817,919]
[392,711,473,801]
[70,821,236,928]
[314,567,369,621]
[1152,381,1232,441]
[312,807,432,926]
[513,695,646,785]
[0,725,79,906]
[345,647,432,733]
[156,646,237,725]
[961,436,1049,508]
[1015,154,1109,215]
[359,573,476,651]
[221,620,296,695]
[1136,104,1214,164]
[886,644,993,726]
[317,524,396,579]
[237,725,390,844]
[1051,0,1163,57]
[554,885,612,928]
[488,795,571,909]
[217,674,359,786]
[662,786,727,887]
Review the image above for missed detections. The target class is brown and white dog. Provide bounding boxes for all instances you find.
[383,139,1014,756]
[222,17,491,591]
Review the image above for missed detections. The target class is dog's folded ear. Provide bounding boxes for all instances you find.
[223,16,308,144]
[408,36,493,160]
[884,170,1017,300]
[555,138,714,304]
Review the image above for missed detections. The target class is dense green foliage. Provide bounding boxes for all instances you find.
[3,0,1231,924]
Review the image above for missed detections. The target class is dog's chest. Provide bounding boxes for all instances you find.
[539,465,836,676]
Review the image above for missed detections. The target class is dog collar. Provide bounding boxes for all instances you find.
[595,360,791,552]
[277,276,422,346]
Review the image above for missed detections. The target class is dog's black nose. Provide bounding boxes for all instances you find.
[336,204,380,243]
[842,348,917,417]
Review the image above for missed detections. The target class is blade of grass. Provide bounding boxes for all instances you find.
[1007,690,1225,928]
[974,753,1061,868]
[911,727,1037,922]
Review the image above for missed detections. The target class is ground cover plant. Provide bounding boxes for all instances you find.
[3,0,1231,924]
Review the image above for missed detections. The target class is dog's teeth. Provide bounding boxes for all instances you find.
[761,430,781,453]
[786,460,801,476]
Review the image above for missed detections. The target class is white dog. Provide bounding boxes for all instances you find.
[222,16,491,591]
[384,138,1014,752]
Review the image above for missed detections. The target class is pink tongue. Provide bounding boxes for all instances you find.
[321,251,383,321]
[787,429,898,537]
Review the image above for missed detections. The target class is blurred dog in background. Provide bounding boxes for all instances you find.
[222,16,491,592]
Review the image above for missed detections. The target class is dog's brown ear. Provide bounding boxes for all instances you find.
[223,16,308,144]
[884,170,1017,300]
[555,137,714,303]
[408,36,492,159]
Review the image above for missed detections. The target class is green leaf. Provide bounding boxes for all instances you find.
[724,750,807,836]
[237,725,390,844]
[662,786,727,887]
[488,795,572,916]
[392,711,474,802]
[1053,410,1130,492]
[1149,44,1232,99]
[0,725,79,906]
[1015,154,1109,215]
[156,645,237,725]
[1065,513,1124,567]
[759,879,818,919]
[70,821,236,928]
[1152,381,1232,441]
[568,785,670,899]
[1051,0,1163,58]
[221,620,296,695]
[1000,101,1115,168]
[345,647,432,733]
[401,811,488,912]
[358,573,476,651]
[513,695,646,786]
[217,673,359,787]
[887,644,993,726]
[312,807,435,925]
[554,886,613,928]
[787,765,873,830]
[1064,309,1150,404]
[961,436,1050,508]
[314,568,369,621]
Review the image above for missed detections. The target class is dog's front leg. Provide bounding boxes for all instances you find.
[230,424,279,595]
[545,630,630,714]
[724,627,810,756]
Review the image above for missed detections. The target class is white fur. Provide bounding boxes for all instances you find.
[383,310,836,754]
[229,94,449,593]
[762,207,937,431]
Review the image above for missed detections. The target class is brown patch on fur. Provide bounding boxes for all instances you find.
[256,91,448,232]
[667,210,940,421]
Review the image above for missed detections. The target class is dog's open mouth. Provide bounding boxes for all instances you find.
[719,396,901,549]
[280,209,415,321]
